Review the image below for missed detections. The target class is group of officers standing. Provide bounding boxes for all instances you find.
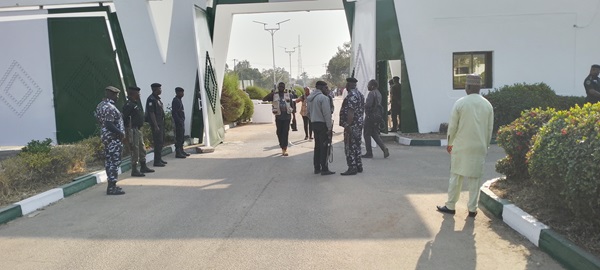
[265,77,390,176]
[95,83,189,195]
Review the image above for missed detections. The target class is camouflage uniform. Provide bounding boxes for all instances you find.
[95,98,124,183]
[339,88,365,171]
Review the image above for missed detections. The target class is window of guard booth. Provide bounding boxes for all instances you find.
[453,51,493,89]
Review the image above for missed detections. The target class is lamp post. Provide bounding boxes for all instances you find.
[253,19,290,89]
[282,47,296,87]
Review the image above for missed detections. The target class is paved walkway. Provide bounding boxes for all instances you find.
[0,102,564,269]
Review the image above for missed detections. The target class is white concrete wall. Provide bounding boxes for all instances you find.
[113,0,206,140]
[351,0,376,97]
[394,0,600,132]
[212,0,343,92]
[0,17,57,146]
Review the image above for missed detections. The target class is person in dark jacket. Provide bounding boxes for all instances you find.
[172,87,189,158]
[123,86,155,176]
[146,83,167,167]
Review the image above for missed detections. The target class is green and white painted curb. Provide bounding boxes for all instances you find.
[0,145,175,226]
[479,178,600,270]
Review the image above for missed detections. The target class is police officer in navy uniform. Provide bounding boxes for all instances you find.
[146,83,168,167]
[339,77,365,176]
[123,86,155,176]
[583,64,600,103]
[172,87,189,158]
[95,86,126,195]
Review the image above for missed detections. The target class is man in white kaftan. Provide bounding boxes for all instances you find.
[437,74,494,217]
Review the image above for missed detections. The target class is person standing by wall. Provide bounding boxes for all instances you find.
[437,74,494,217]
[263,82,294,156]
[172,87,189,158]
[363,79,389,158]
[146,83,167,166]
[122,86,154,177]
[583,64,600,103]
[295,87,313,140]
[390,76,401,132]
[307,81,335,175]
[95,86,126,195]
[339,77,365,176]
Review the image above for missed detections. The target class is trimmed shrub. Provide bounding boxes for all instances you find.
[527,103,600,224]
[484,83,558,132]
[238,92,254,123]
[246,86,269,100]
[221,74,244,124]
[495,108,555,180]
[554,95,586,111]
[21,138,53,154]
[78,136,104,164]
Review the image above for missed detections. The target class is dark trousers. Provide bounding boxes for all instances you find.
[312,122,329,171]
[364,120,386,154]
[391,105,401,131]
[302,115,312,138]
[275,118,291,149]
[151,124,164,164]
[175,123,184,151]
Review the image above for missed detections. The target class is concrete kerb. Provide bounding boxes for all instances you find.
[479,178,600,270]
[0,145,174,226]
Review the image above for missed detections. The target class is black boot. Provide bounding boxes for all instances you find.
[140,162,155,173]
[106,181,125,195]
[340,167,358,176]
[131,164,145,177]
[175,149,186,158]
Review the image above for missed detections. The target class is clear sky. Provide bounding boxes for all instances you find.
[227,10,350,79]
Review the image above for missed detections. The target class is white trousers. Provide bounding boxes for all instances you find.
[445,173,482,212]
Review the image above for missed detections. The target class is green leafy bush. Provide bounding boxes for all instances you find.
[246,85,269,100]
[527,103,600,224]
[484,83,558,132]
[21,138,53,154]
[238,92,254,123]
[495,108,555,180]
[220,74,244,124]
[554,95,586,111]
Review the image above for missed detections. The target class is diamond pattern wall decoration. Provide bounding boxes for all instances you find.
[0,60,43,118]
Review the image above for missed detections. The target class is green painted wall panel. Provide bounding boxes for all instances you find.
[191,73,205,142]
[48,17,124,144]
[108,12,136,88]
[375,0,402,61]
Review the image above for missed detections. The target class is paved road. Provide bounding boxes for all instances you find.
[0,105,564,269]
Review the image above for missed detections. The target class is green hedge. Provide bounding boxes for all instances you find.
[484,83,559,132]
[495,108,555,180]
[238,92,254,123]
[527,103,600,224]
[220,74,244,124]
[246,86,269,100]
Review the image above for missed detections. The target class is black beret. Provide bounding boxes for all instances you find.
[592,64,600,69]
[151,83,162,88]
[128,86,141,91]
[346,77,358,83]
[175,87,184,92]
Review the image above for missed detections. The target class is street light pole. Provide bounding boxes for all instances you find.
[281,47,296,87]
[253,19,290,89]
